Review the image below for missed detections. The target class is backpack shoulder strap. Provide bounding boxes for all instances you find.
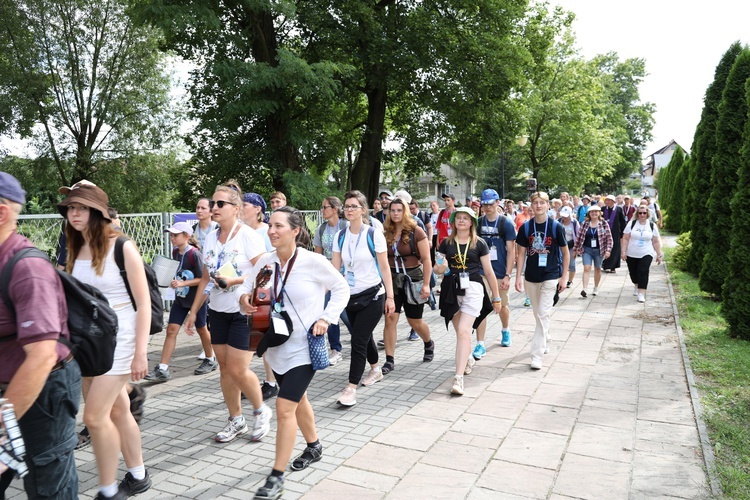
[337,227,346,252]
[366,226,382,278]
[114,236,137,310]
[0,248,48,311]
[630,219,637,230]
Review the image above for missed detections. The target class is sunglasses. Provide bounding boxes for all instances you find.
[638,211,648,215]
[209,200,236,209]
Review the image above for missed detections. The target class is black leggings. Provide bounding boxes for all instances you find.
[273,364,315,403]
[626,255,653,290]
[345,294,384,385]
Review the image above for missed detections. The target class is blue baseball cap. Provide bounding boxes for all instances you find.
[0,172,27,205]
[481,188,500,204]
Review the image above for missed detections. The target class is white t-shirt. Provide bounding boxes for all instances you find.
[624,220,660,259]
[202,222,266,313]
[333,226,387,295]
[253,223,274,252]
[239,249,349,374]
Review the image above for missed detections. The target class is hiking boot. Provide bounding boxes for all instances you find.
[472,344,486,360]
[291,443,323,471]
[337,387,357,406]
[501,329,512,347]
[451,375,464,395]
[251,405,272,442]
[144,366,171,383]
[261,381,279,400]
[215,416,248,443]
[194,358,218,375]
[253,475,284,500]
[361,367,383,386]
[119,470,152,496]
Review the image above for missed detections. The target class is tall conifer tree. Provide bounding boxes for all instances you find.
[700,47,750,295]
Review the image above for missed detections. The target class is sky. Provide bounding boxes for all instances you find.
[554,0,750,159]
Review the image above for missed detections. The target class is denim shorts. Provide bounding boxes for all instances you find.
[582,246,603,269]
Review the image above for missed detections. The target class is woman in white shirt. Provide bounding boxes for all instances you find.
[622,207,663,303]
[186,185,271,444]
[332,190,395,407]
[240,207,349,500]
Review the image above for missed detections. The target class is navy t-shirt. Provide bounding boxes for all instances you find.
[516,218,567,283]
[172,246,204,308]
[477,215,517,278]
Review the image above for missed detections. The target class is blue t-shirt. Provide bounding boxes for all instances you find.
[477,215,517,278]
[516,218,567,283]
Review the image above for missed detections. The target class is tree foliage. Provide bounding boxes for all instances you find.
[723,77,750,340]
[660,146,686,233]
[0,0,175,186]
[685,42,742,276]
[700,47,750,296]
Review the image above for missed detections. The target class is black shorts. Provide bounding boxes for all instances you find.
[393,285,425,319]
[168,301,207,328]
[208,310,249,350]
[273,364,315,403]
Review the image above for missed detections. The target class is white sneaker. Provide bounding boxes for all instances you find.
[592,287,599,296]
[451,375,464,395]
[464,356,476,375]
[638,293,645,303]
[361,366,383,386]
[337,387,357,406]
[329,349,343,366]
[530,357,543,370]
[215,416,248,443]
[250,405,272,442]
[633,286,639,296]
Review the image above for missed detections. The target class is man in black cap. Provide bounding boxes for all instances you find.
[373,190,392,224]
[0,172,81,498]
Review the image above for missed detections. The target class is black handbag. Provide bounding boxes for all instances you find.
[347,284,382,311]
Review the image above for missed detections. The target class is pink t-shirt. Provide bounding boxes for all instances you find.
[0,232,70,383]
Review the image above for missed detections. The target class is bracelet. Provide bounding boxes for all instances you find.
[386,296,394,299]
[492,297,502,303]
[504,274,511,278]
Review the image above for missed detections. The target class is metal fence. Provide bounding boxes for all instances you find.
[17,211,326,264]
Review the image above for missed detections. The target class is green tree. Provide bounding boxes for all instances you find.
[588,53,655,193]
[685,42,743,275]
[700,47,750,296]
[722,77,750,340]
[0,0,175,186]
[663,146,686,233]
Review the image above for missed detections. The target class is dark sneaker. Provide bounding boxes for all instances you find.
[377,339,385,349]
[144,366,171,383]
[128,384,146,425]
[261,381,279,401]
[75,427,91,450]
[94,490,126,500]
[408,329,419,341]
[253,475,284,500]
[194,358,218,375]
[119,470,152,496]
[290,443,323,471]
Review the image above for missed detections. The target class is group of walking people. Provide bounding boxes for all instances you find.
[0,167,665,500]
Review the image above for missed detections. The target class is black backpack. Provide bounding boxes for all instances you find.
[630,219,654,231]
[114,236,164,335]
[0,248,118,377]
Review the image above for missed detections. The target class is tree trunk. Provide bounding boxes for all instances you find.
[351,82,387,205]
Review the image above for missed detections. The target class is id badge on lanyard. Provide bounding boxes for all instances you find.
[347,271,356,287]
[459,272,471,289]
[538,254,548,267]
[489,246,498,261]
[271,311,290,337]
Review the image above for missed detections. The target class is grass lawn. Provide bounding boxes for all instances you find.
[664,247,750,499]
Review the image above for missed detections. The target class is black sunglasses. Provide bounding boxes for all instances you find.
[209,200,236,209]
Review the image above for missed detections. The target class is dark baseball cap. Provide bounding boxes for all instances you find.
[441,193,456,200]
[0,172,26,205]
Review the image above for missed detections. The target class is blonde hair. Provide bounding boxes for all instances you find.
[213,185,242,221]
[529,191,550,203]
[446,212,479,250]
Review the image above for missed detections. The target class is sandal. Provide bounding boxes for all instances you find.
[75,427,91,450]
[290,443,323,471]
[423,340,435,362]
[380,361,395,375]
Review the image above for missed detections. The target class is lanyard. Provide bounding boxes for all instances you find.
[346,228,364,268]
[176,247,191,274]
[392,235,405,273]
[455,240,470,270]
[589,224,597,239]
[273,249,298,309]
[482,216,500,246]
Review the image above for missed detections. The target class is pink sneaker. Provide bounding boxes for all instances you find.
[361,367,384,386]
[337,387,357,406]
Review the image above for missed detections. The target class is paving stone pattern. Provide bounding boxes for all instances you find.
[8,257,712,499]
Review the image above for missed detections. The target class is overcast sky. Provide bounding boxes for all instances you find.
[555,0,750,159]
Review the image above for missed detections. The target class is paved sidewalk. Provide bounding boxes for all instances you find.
[8,256,713,499]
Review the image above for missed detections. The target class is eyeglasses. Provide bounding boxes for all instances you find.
[209,200,236,209]
[343,205,362,211]
[321,205,332,210]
